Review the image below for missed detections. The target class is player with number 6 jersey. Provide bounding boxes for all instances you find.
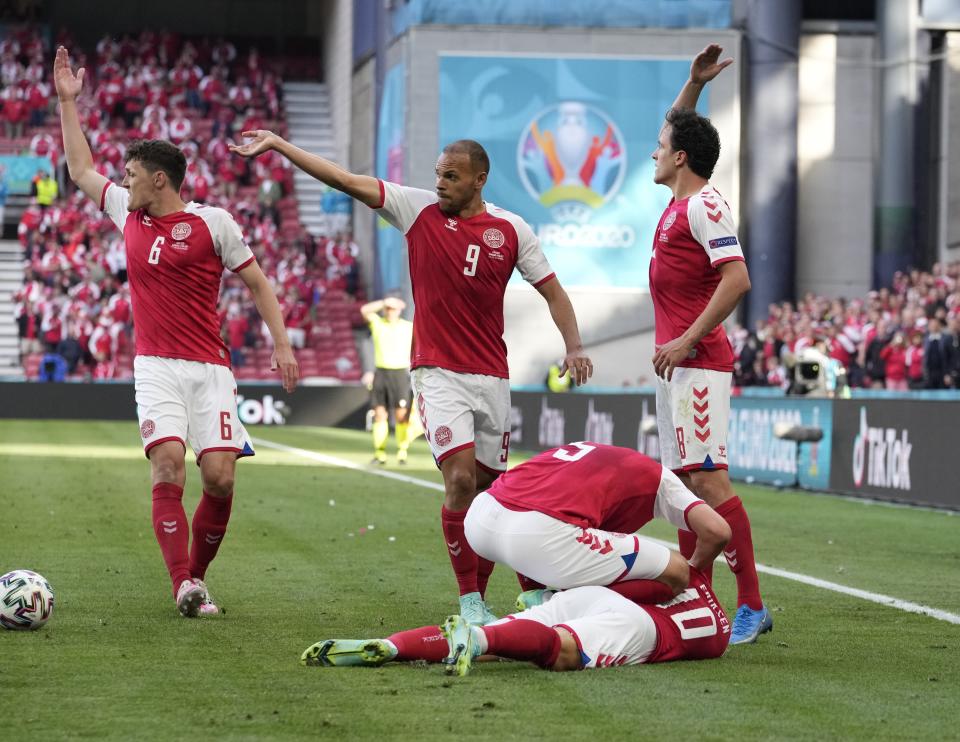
[231,130,593,626]
[55,46,299,618]
[465,442,731,607]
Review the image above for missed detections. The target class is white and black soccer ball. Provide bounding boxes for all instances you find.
[0,570,55,630]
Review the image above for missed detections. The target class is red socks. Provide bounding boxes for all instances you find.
[151,482,190,595]
[441,506,479,595]
[476,558,495,598]
[715,496,762,610]
[189,491,233,580]
[388,621,563,669]
[677,528,713,583]
[607,579,676,605]
[387,626,449,662]
[482,619,561,668]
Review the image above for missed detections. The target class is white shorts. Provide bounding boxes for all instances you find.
[464,492,671,588]
[492,585,657,668]
[411,366,511,473]
[134,355,254,461]
[656,367,731,472]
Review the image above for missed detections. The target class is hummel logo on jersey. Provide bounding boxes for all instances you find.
[447,540,462,557]
[444,218,458,231]
[723,549,738,568]
[142,215,152,226]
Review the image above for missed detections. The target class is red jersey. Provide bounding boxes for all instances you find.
[649,185,745,372]
[100,182,254,366]
[646,568,731,662]
[486,442,703,534]
[375,180,554,378]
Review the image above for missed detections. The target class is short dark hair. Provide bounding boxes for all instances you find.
[664,108,720,180]
[124,139,187,191]
[441,139,490,175]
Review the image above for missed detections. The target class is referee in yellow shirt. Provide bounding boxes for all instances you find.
[361,296,414,464]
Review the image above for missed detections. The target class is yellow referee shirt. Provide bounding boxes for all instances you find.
[369,314,413,370]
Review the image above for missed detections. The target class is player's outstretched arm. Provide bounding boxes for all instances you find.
[230,131,382,208]
[685,503,731,573]
[671,44,734,112]
[536,278,593,386]
[54,46,108,202]
[236,261,299,393]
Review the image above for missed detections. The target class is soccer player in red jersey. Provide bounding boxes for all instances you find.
[231,131,592,625]
[648,45,770,644]
[300,566,729,675]
[55,47,299,617]
[465,441,730,607]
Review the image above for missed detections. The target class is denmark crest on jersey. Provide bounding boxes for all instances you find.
[482,228,505,249]
[662,211,678,231]
[171,222,192,241]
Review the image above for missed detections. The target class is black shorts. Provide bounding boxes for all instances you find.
[371,367,412,411]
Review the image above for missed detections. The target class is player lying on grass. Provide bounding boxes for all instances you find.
[301,566,728,675]
[463,441,731,610]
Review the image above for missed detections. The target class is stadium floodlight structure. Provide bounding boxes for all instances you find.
[773,421,824,489]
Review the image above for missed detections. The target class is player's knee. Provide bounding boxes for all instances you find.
[200,461,235,497]
[150,450,185,485]
[373,407,388,422]
[443,468,476,506]
[395,408,409,423]
[689,469,735,507]
[550,629,583,672]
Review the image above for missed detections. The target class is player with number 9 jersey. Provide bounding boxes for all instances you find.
[230,130,593,624]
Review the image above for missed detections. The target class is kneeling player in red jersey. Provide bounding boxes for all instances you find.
[464,441,730,608]
[301,567,729,675]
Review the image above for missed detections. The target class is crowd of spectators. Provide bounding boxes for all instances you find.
[5,26,362,381]
[732,263,960,392]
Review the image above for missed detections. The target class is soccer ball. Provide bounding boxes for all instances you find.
[0,570,55,630]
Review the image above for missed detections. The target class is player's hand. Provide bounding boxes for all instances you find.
[689,44,733,86]
[53,46,84,101]
[229,130,281,158]
[652,337,695,381]
[271,345,299,393]
[560,349,593,387]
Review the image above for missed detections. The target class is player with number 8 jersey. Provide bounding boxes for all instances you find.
[55,46,299,618]
[231,131,593,625]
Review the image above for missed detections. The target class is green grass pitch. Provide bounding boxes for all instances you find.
[1,419,958,740]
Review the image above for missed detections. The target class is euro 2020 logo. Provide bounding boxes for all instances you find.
[518,102,626,226]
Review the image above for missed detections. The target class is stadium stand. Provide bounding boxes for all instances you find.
[3,25,363,383]
[731,263,960,392]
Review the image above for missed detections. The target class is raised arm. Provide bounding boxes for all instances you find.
[54,46,108,202]
[671,44,734,111]
[230,131,381,208]
[535,277,593,386]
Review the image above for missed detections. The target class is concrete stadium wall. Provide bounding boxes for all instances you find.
[796,33,876,300]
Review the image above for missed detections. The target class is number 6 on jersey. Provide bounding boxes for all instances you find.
[148,236,164,265]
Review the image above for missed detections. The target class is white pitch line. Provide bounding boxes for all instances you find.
[253,437,960,626]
